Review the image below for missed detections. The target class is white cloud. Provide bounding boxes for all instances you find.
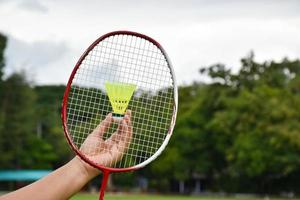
[17,0,47,13]
[0,0,299,85]
[0,0,47,13]
[4,36,75,84]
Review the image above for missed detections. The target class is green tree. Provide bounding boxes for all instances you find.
[0,33,7,141]
[34,85,72,167]
[0,33,6,81]
[199,53,300,193]
[0,73,56,169]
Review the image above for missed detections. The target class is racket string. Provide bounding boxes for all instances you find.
[67,34,174,168]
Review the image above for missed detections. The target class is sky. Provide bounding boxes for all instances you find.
[0,0,299,85]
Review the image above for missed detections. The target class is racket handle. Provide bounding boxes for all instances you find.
[99,170,110,200]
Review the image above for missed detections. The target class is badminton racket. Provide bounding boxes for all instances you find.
[61,30,177,200]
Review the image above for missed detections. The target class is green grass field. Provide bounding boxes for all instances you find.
[71,193,296,200]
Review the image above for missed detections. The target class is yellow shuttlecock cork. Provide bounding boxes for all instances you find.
[105,82,137,117]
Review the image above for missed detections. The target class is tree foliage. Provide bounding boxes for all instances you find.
[0,34,7,140]
[0,33,299,194]
[0,33,6,81]
[0,73,57,169]
[148,53,300,193]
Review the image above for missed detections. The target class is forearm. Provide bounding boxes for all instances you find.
[1,157,98,200]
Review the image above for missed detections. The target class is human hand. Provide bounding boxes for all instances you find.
[78,110,133,177]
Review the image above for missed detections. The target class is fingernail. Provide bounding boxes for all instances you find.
[124,115,129,122]
[107,113,113,121]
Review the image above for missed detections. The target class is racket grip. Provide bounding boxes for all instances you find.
[99,170,110,200]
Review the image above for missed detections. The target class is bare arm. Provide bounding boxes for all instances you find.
[0,110,132,200]
[1,157,95,200]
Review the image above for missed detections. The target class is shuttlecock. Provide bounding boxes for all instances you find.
[105,81,136,121]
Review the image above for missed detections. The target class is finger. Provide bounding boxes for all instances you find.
[123,111,133,145]
[109,119,127,149]
[125,109,131,117]
[105,118,125,148]
[120,119,129,140]
[110,143,123,165]
[124,110,131,124]
[126,110,132,135]
[107,119,131,165]
[92,113,113,137]
[106,116,130,151]
[109,130,121,143]
[117,120,131,153]
[117,118,126,135]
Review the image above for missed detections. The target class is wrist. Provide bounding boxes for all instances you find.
[72,156,100,180]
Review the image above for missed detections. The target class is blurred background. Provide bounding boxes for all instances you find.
[0,0,300,199]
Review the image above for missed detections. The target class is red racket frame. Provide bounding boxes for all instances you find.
[61,30,177,200]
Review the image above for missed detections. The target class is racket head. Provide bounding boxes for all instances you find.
[62,31,178,172]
